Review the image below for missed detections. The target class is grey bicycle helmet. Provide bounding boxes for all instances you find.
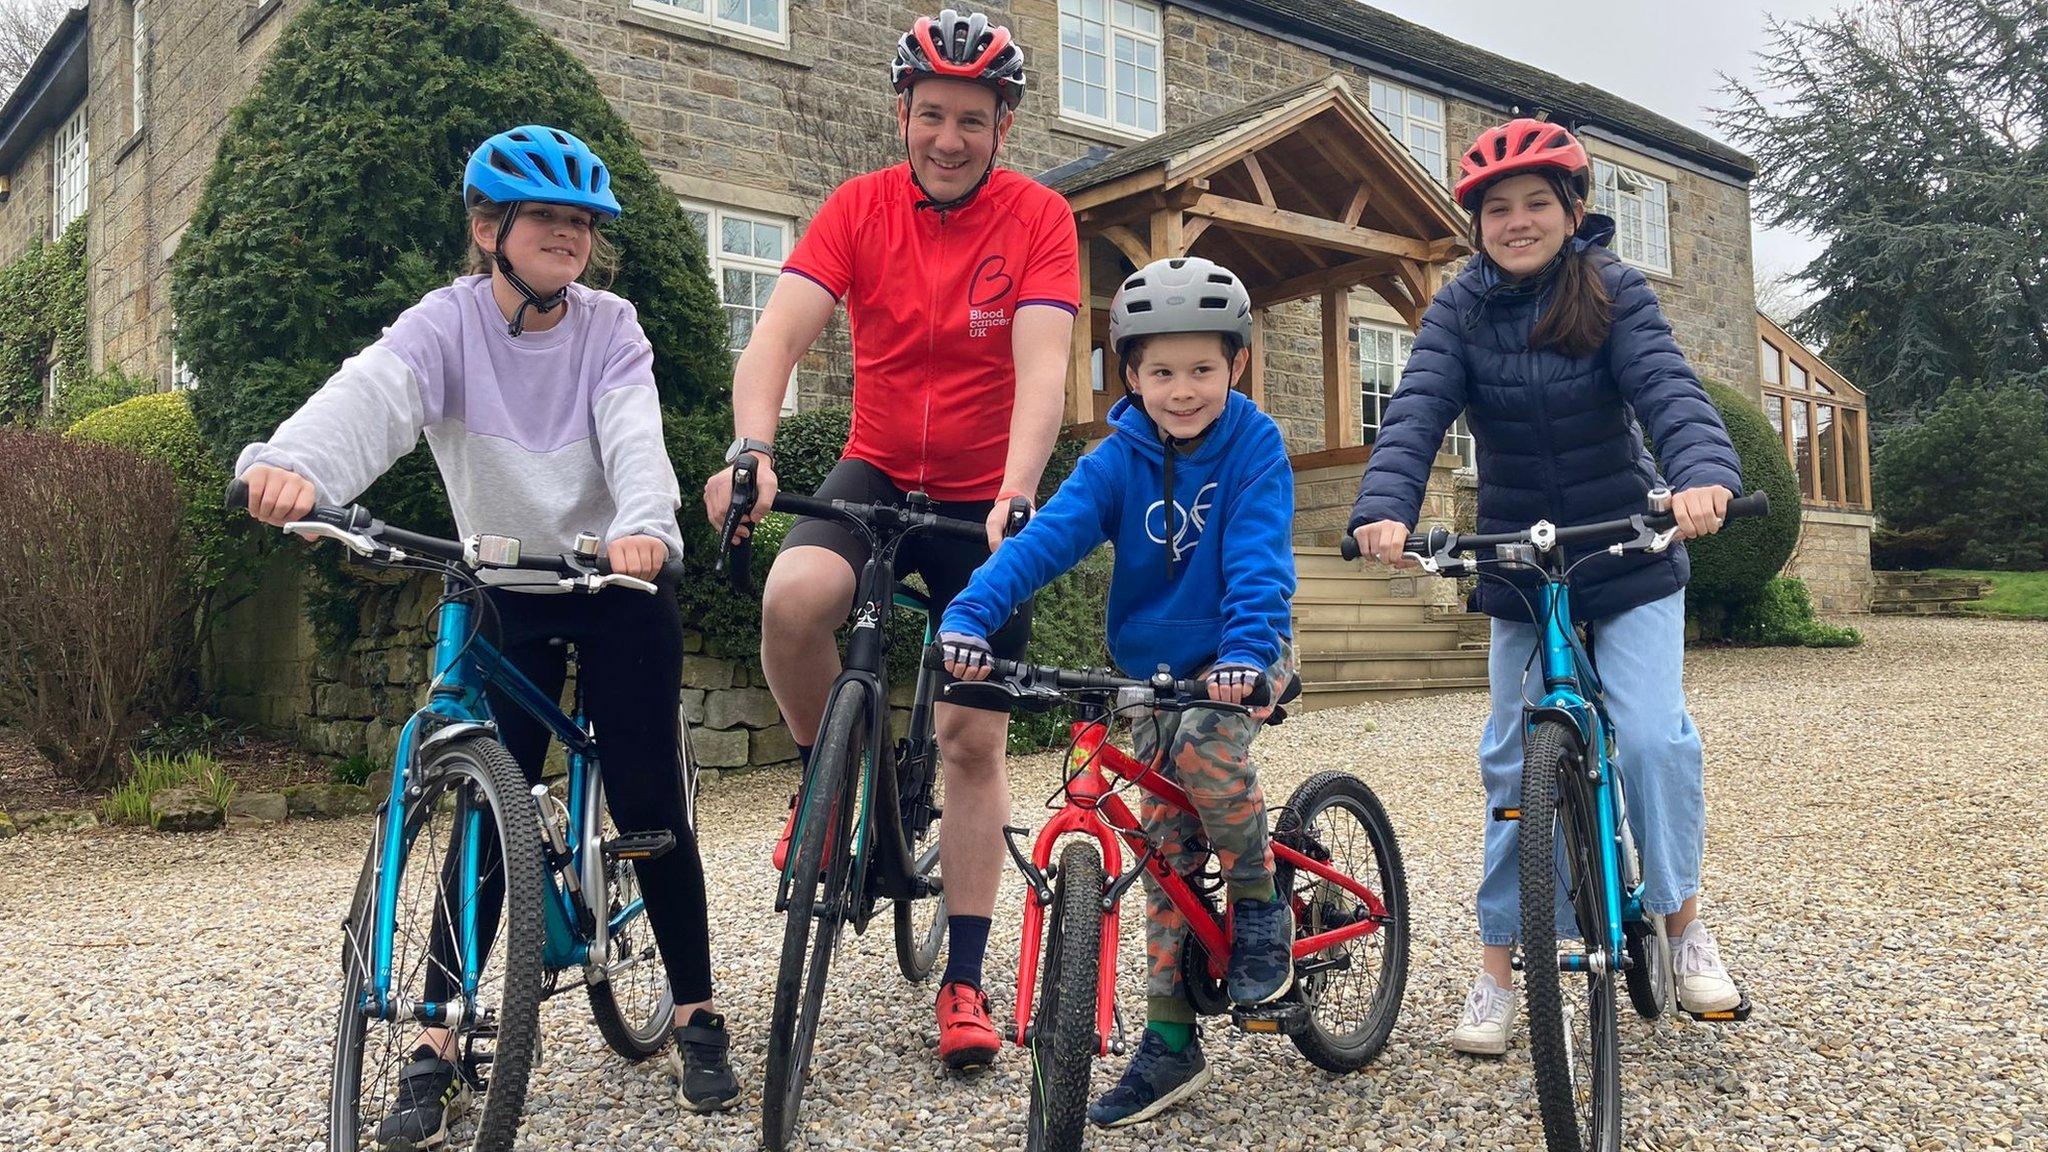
[1107,256,1255,359]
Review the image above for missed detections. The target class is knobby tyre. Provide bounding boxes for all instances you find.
[1275,770,1410,1073]
[1025,840,1105,1152]
[1519,720,1621,1152]
[329,735,545,1152]
[761,681,865,1152]
[891,739,947,982]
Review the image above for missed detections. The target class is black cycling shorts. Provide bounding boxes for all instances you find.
[781,458,1032,714]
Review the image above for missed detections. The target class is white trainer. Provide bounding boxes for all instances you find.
[1449,971,1516,1056]
[1673,920,1742,1013]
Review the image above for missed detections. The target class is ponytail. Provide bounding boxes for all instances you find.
[1529,245,1611,359]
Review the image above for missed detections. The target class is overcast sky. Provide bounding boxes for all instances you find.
[1365,0,1841,294]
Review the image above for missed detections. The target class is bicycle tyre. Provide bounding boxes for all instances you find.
[1621,918,1671,1021]
[890,741,946,982]
[586,801,678,1060]
[1025,840,1105,1152]
[1520,720,1621,1152]
[329,735,545,1152]
[761,681,865,1152]
[1275,770,1410,1073]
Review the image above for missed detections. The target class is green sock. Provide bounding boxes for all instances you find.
[1146,1019,1194,1053]
[1227,876,1277,904]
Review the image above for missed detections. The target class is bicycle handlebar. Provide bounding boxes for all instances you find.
[225,477,684,588]
[1338,490,1770,566]
[921,646,1271,711]
[715,452,1027,592]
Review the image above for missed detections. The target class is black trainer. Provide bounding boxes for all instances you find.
[1086,1028,1212,1128]
[1228,896,1295,1005]
[373,1054,468,1150]
[668,1011,741,1112]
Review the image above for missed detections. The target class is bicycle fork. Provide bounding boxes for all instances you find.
[1012,725,1127,1058]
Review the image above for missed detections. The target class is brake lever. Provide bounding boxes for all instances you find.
[283,520,402,562]
[561,573,659,595]
[1605,515,1678,557]
[717,455,760,585]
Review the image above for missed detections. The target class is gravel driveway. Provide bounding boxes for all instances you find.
[3,615,2043,1151]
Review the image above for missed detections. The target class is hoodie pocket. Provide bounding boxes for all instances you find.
[1114,614,1224,680]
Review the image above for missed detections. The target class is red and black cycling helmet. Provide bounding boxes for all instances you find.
[1453,118,1591,212]
[892,8,1027,110]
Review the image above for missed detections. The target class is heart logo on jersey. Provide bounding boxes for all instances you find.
[968,255,1014,307]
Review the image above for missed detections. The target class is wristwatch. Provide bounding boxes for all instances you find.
[725,436,776,465]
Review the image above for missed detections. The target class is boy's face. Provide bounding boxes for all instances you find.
[1128,332,1248,440]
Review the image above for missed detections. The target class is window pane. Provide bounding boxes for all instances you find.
[1816,404,1839,501]
[1062,76,1084,112]
[1135,39,1155,70]
[1788,363,1808,391]
[1082,0,1103,21]
[1061,13,1081,47]
[1843,410,1866,506]
[1132,1,1157,34]
[1086,82,1105,118]
[1084,47,1104,85]
[720,216,749,256]
[717,0,743,22]
[1114,0,1133,27]
[1760,338,1780,384]
[754,220,782,259]
[1790,402,1812,499]
[1116,91,1136,127]
[722,268,749,303]
[1137,99,1157,133]
[1765,394,1783,436]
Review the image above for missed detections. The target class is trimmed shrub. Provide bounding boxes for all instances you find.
[0,430,185,786]
[1678,380,1802,636]
[172,0,728,641]
[1726,577,1862,648]
[1872,381,2048,571]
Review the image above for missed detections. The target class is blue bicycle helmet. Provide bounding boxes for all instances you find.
[463,125,621,219]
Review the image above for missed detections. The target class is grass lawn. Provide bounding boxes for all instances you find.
[1931,568,2048,619]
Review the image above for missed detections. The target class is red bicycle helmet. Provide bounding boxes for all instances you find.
[1454,118,1591,211]
[892,9,1027,109]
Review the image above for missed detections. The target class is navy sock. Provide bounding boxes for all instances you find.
[797,742,811,768]
[942,915,992,989]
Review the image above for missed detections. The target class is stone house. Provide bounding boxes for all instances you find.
[0,0,1872,760]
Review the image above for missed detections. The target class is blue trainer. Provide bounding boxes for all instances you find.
[1228,896,1294,1005]
[1087,1028,1211,1128]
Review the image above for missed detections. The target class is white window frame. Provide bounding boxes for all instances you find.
[43,356,62,413]
[630,0,787,46]
[1357,319,1473,467]
[680,199,797,412]
[1058,0,1162,138]
[51,105,88,239]
[170,317,196,391]
[1591,158,1671,275]
[131,0,147,133]
[1367,78,1447,185]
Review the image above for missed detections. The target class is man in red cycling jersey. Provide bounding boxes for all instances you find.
[702,8,1079,1072]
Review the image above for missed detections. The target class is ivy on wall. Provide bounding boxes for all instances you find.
[0,218,92,427]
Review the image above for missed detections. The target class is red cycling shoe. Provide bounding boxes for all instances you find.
[937,982,1002,1072]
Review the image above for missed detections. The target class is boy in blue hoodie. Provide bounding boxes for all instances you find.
[938,256,1297,1128]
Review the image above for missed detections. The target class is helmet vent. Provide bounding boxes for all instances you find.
[1127,299,1154,313]
[509,129,534,143]
[1199,296,1229,309]
[1206,272,1233,285]
[1127,276,1147,289]
[1512,131,1538,156]
[488,150,525,178]
[1491,135,1508,161]
[564,155,582,187]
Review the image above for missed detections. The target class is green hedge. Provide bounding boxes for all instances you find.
[1679,380,1802,636]
[1727,577,1862,647]
[1872,382,2048,570]
[172,0,728,642]
[68,392,252,601]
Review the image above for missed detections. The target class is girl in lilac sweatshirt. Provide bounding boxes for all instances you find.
[234,126,738,1126]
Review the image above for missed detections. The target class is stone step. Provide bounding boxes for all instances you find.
[1294,622,1467,655]
[1868,581,1989,602]
[1295,546,1400,579]
[1295,573,1431,604]
[1298,675,1492,708]
[1290,597,1440,628]
[1298,649,1492,683]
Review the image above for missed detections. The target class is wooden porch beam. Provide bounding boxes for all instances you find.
[1067,246,1094,424]
[1343,183,1371,227]
[1189,194,1436,263]
[1100,225,1151,267]
[1183,216,1214,248]
[1322,286,1357,452]
[1251,257,1392,309]
[1246,307,1267,408]
[1149,207,1185,259]
[1241,153,1277,208]
[1065,167,1169,215]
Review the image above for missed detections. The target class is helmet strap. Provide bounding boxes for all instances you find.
[491,201,569,338]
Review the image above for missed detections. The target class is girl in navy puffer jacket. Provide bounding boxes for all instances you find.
[1350,119,1747,1056]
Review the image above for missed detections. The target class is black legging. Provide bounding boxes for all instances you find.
[422,582,712,1006]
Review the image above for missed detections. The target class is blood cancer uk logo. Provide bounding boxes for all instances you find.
[967,255,1014,339]
[1147,482,1218,561]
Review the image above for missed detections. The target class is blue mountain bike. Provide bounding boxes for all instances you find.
[1345,487,1763,1152]
[229,481,689,1152]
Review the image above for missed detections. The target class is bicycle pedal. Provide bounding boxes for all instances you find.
[1491,806,1521,822]
[602,830,676,862]
[1682,991,1752,1023]
[1229,1002,1307,1036]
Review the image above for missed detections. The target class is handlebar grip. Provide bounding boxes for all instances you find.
[1726,490,1770,522]
[1003,497,1032,540]
[1339,533,1360,562]
[594,553,688,584]
[225,477,249,512]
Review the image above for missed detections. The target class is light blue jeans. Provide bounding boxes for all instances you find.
[1475,588,1705,946]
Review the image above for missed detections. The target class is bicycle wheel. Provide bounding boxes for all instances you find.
[1274,770,1410,1073]
[762,681,865,1152]
[892,746,947,983]
[585,786,677,1061]
[329,736,545,1152]
[1520,720,1621,1152]
[1025,839,1105,1152]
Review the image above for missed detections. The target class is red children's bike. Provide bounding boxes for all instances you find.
[942,652,1410,1151]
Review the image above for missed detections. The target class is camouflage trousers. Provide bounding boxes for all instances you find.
[1129,659,1285,1004]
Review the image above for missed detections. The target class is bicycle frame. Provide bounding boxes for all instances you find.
[359,575,626,1022]
[1014,717,1393,1056]
[1526,578,1638,972]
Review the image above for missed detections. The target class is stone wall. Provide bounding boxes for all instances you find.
[207,558,802,780]
[1784,509,1875,614]
[1291,456,1465,611]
